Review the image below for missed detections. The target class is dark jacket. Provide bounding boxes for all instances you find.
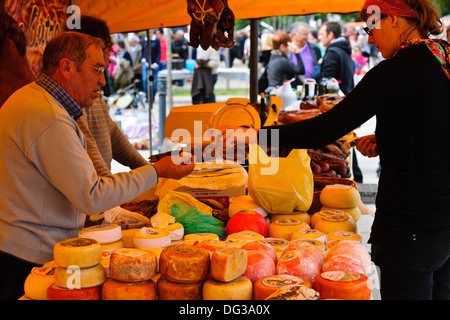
[320,37,355,95]
[267,50,305,88]
[260,44,450,243]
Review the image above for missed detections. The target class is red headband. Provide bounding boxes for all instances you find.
[363,0,418,19]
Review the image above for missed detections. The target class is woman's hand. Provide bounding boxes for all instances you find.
[356,134,379,158]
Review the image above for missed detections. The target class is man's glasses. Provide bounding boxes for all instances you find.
[83,63,105,75]
[363,16,382,36]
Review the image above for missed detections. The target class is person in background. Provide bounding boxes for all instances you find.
[309,29,325,57]
[318,21,355,95]
[255,0,449,300]
[69,15,149,177]
[156,29,167,71]
[259,30,273,68]
[267,31,305,88]
[0,32,194,299]
[172,29,189,86]
[191,46,221,104]
[289,22,322,81]
[113,39,134,89]
[141,29,161,100]
[129,33,144,89]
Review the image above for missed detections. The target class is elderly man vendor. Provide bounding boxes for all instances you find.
[0,31,194,299]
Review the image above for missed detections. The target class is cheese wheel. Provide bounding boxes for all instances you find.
[157,276,203,300]
[253,274,312,300]
[326,231,361,243]
[159,244,210,283]
[276,249,321,283]
[226,210,269,237]
[283,240,325,268]
[100,251,111,278]
[109,248,157,282]
[121,229,139,248]
[224,238,247,247]
[46,283,100,300]
[242,241,277,264]
[290,229,326,243]
[163,222,184,241]
[314,271,371,300]
[319,184,361,208]
[268,219,310,240]
[203,276,252,300]
[24,263,57,300]
[311,210,347,228]
[321,254,366,275]
[325,240,371,274]
[54,263,106,289]
[53,238,102,268]
[315,212,356,234]
[78,224,122,244]
[194,239,231,252]
[101,278,156,300]
[259,238,290,251]
[101,240,124,253]
[242,250,276,284]
[270,211,310,225]
[211,247,247,282]
[133,227,171,248]
[184,233,219,242]
[321,205,361,222]
[229,195,268,218]
[265,284,320,300]
[226,230,264,242]
[291,238,325,251]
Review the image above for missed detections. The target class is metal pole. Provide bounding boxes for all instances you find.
[249,19,259,104]
[146,29,153,155]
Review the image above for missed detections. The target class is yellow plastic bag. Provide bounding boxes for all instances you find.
[247,144,313,214]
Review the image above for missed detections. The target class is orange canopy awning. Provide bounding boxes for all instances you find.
[73,0,366,33]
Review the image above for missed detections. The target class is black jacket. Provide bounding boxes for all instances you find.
[320,37,355,95]
[261,44,450,243]
[267,50,305,88]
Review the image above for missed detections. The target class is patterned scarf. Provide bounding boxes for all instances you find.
[393,39,450,80]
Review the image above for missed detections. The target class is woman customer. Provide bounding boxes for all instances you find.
[256,0,450,299]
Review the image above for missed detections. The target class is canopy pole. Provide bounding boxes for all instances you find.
[249,19,259,104]
[146,29,153,155]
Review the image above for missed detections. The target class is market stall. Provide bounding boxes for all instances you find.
[6,0,380,301]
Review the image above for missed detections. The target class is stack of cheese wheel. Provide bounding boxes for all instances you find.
[268,218,311,240]
[23,261,57,300]
[50,238,105,300]
[158,244,210,300]
[203,247,252,300]
[314,270,371,300]
[253,274,313,300]
[319,184,362,223]
[312,210,356,234]
[102,248,157,300]
[133,227,171,249]
[226,210,269,238]
[78,224,123,253]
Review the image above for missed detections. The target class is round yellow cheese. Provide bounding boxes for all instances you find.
[290,228,326,243]
[326,231,361,243]
[133,227,171,248]
[226,230,264,242]
[268,219,310,240]
[311,209,347,228]
[270,211,310,225]
[78,224,122,244]
[53,238,102,269]
[55,263,106,289]
[229,195,268,218]
[24,262,57,300]
[290,238,325,251]
[315,212,356,234]
[101,240,124,253]
[321,205,361,222]
[203,276,253,300]
[163,222,184,241]
[319,184,361,208]
[184,233,219,242]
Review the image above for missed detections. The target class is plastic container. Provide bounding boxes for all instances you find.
[277,80,297,110]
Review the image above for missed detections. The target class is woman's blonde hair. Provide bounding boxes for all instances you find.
[359,0,442,38]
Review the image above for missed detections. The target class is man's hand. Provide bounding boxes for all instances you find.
[152,153,195,179]
[356,134,379,158]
